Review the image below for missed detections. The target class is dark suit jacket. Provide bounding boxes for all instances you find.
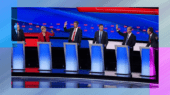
[93,31,108,46]
[146,33,158,48]
[12,29,25,41]
[117,30,136,48]
[64,27,82,45]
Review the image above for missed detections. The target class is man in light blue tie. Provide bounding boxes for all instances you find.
[93,24,108,49]
[116,24,136,76]
[93,24,108,70]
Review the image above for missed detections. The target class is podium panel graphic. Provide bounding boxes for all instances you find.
[140,47,156,79]
[64,42,79,73]
[37,42,52,72]
[89,44,104,75]
[115,45,131,77]
[12,41,25,72]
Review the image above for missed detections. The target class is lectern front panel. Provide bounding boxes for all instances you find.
[115,45,130,75]
[12,42,25,70]
[141,48,150,76]
[90,44,104,73]
[38,42,52,70]
[64,43,78,72]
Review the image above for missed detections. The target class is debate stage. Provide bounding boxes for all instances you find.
[11,45,159,88]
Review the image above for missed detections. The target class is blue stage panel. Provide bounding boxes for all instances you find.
[78,83,89,88]
[51,82,65,88]
[141,48,150,77]
[52,69,65,74]
[65,43,78,71]
[116,46,130,75]
[38,43,52,70]
[90,45,104,73]
[12,42,25,70]
[78,69,90,75]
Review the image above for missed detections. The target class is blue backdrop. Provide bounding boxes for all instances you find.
[12,7,158,42]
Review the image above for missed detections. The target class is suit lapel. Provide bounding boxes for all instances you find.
[126,33,132,43]
[101,31,104,41]
[151,33,154,40]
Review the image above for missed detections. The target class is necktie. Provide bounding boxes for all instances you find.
[72,29,76,41]
[99,32,102,43]
[125,34,129,45]
[149,35,151,43]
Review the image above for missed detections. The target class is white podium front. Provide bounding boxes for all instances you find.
[37,42,52,73]
[89,44,104,75]
[12,41,25,72]
[115,45,131,77]
[64,42,79,74]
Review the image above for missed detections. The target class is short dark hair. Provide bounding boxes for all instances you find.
[99,24,103,27]
[74,21,79,25]
[148,27,153,33]
[128,26,132,30]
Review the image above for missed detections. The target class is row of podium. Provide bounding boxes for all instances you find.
[12,41,157,79]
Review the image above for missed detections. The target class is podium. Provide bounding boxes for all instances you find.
[64,42,79,74]
[89,44,104,75]
[140,47,156,79]
[12,41,25,72]
[115,45,131,77]
[37,42,52,73]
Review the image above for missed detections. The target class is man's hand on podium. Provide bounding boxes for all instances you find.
[64,21,67,27]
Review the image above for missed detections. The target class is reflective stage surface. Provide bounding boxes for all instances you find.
[11,76,157,88]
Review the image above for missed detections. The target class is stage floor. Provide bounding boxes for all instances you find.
[11,76,155,88]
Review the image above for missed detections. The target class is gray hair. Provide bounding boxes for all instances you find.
[41,26,46,30]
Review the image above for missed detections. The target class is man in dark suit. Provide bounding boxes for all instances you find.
[146,27,159,82]
[63,21,82,47]
[146,27,158,48]
[93,24,108,70]
[93,24,108,49]
[12,24,25,41]
[116,24,136,76]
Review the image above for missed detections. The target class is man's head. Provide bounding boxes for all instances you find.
[99,24,104,31]
[127,26,132,34]
[74,21,79,28]
[17,24,20,31]
[147,27,153,34]
[41,26,47,33]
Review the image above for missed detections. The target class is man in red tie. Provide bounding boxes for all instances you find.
[63,21,82,47]
[146,27,159,81]
[146,27,158,47]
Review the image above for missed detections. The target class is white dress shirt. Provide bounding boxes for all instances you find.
[16,30,19,37]
[71,27,78,41]
[99,30,103,37]
[150,33,153,38]
[127,32,132,39]
[15,30,18,34]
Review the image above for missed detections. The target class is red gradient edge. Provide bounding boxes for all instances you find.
[77,7,159,15]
